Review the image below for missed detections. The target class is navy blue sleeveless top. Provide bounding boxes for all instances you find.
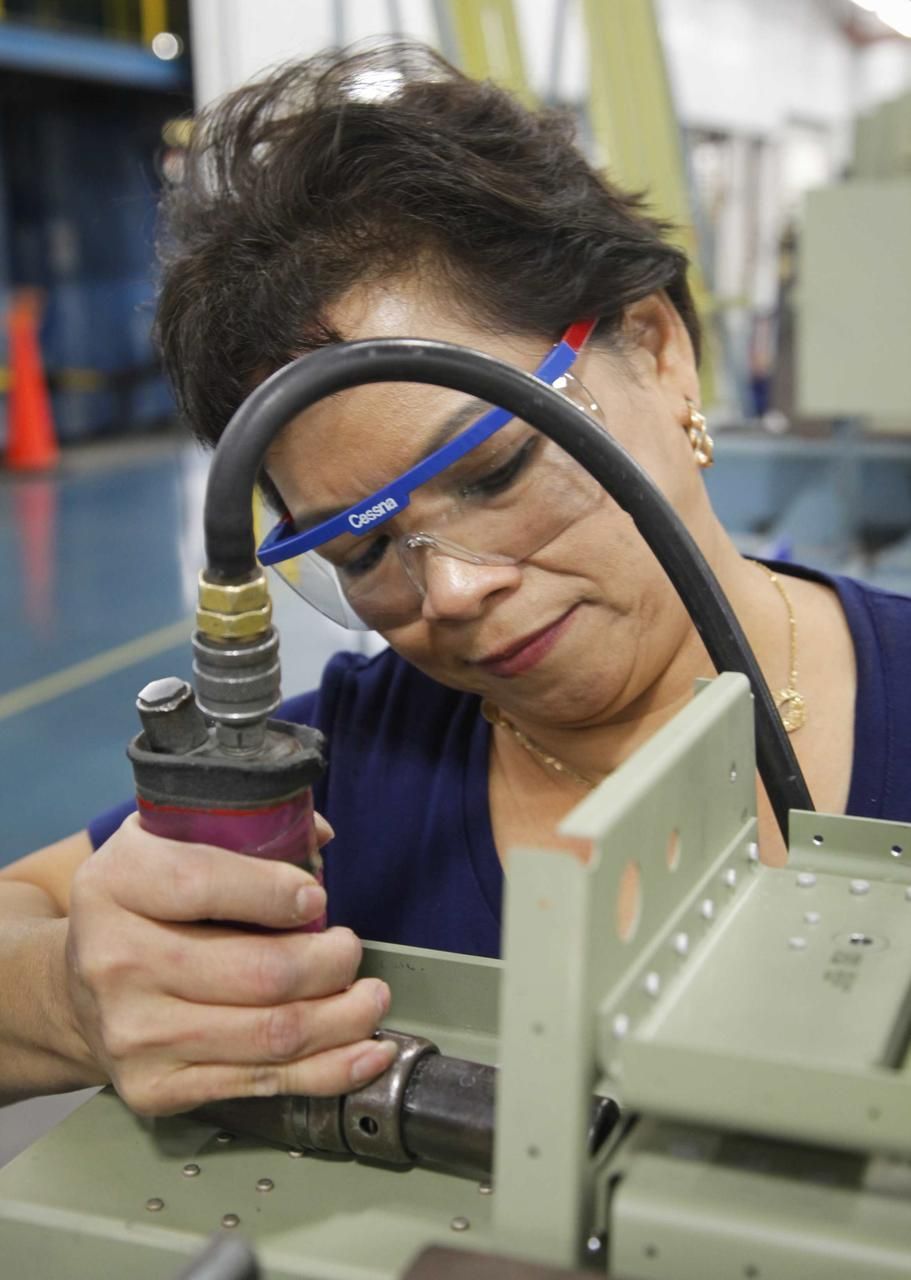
[89,566,911,957]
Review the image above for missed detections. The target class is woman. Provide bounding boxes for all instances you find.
[2,44,908,1116]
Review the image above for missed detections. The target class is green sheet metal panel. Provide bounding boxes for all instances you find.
[0,945,502,1279]
[607,1120,911,1280]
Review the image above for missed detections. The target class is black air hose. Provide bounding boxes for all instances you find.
[203,338,813,837]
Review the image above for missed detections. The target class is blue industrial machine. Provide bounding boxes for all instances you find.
[0,7,191,442]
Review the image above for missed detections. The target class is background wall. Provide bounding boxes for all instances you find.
[192,0,909,125]
[189,0,911,408]
[660,0,855,135]
[183,0,911,588]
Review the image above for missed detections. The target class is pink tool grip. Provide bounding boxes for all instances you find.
[138,790,325,931]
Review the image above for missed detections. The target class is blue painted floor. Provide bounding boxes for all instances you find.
[0,440,200,861]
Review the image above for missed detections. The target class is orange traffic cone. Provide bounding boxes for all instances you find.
[5,289,59,471]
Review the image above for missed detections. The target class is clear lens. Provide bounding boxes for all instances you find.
[396,429,601,591]
[271,552,372,630]
[272,372,606,630]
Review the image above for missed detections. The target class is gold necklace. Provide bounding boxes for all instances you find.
[757,563,807,733]
[481,699,601,790]
[482,563,806,781]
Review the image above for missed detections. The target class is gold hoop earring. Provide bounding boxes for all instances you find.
[685,399,714,468]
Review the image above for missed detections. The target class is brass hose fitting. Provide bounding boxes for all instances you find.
[196,570,273,641]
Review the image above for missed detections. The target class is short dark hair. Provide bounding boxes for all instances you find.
[155,42,700,458]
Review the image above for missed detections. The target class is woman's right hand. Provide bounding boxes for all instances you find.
[64,813,396,1116]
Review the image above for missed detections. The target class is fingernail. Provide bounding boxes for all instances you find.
[295,884,326,922]
[372,980,391,1019]
[350,1039,398,1087]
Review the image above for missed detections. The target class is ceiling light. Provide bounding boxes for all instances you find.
[850,0,911,37]
[152,31,183,61]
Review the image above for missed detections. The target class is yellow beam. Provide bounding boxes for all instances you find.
[583,0,715,400]
[447,0,534,105]
[141,0,168,44]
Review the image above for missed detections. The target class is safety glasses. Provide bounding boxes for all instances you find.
[258,320,602,629]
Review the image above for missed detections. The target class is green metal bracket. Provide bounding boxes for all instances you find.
[598,813,911,1155]
[604,1117,911,1280]
[788,809,911,884]
[492,672,757,1265]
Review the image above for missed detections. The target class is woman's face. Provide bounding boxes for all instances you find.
[266,280,707,731]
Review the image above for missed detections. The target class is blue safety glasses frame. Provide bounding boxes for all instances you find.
[257,318,598,567]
